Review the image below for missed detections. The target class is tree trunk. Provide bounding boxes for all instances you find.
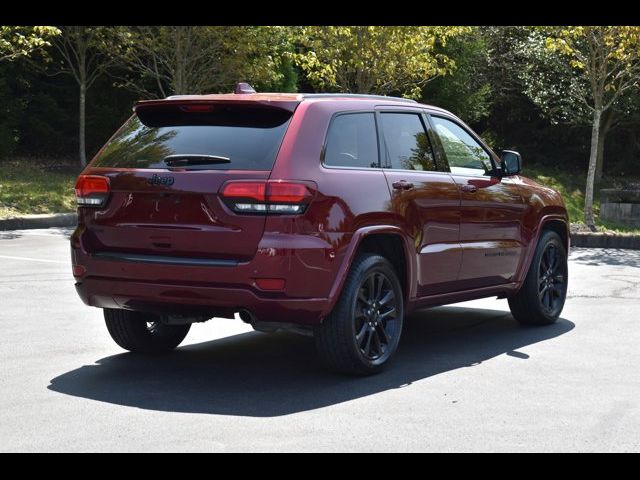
[584,107,602,230]
[595,110,613,185]
[594,129,605,185]
[79,81,87,167]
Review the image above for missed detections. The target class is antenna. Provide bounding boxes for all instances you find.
[234,82,256,94]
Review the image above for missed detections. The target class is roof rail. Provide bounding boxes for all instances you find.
[301,93,417,104]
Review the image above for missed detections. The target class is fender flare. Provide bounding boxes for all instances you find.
[319,225,416,319]
[514,213,570,286]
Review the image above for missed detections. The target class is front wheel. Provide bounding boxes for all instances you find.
[315,253,404,375]
[104,309,191,353]
[508,230,568,325]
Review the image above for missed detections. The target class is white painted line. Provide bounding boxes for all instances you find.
[0,254,67,264]
[9,230,72,237]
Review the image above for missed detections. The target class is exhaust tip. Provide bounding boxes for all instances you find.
[238,309,257,324]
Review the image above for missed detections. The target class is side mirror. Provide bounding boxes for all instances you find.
[501,150,522,176]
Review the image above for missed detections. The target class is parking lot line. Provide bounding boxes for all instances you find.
[0,254,67,264]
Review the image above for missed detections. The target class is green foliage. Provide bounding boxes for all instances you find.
[0,26,60,63]
[113,26,296,97]
[0,160,77,218]
[517,27,640,123]
[517,29,591,125]
[224,26,297,93]
[422,28,492,123]
[290,26,471,98]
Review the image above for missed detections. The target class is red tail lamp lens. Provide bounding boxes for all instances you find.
[221,182,267,202]
[75,175,110,207]
[267,182,312,203]
[255,278,286,291]
[220,181,314,215]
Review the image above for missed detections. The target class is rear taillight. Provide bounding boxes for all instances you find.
[220,180,314,215]
[75,175,110,207]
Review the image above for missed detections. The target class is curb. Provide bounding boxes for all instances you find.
[571,233,640,250]
[0,213,77,231]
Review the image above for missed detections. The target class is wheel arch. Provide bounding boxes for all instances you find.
[541,218,570,252]
[515,214,570,286]
[320,226,415,319]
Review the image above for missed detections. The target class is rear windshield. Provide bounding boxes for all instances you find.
[91,105,293,170]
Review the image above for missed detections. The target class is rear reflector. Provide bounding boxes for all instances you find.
[72,264,86,277]
[254,278,286,291]
[75,175,110,207]
[220,180,314,215]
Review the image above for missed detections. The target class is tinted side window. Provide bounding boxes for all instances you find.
[380,113,436,171]
[431,116,492,176]
[323,113,379,168]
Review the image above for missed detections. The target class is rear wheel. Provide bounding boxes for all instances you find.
[104,309,191,353]
[508,230,568,325]
[315,254,404,375]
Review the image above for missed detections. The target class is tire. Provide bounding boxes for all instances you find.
[315,253,404,375]
[104,309,191,353]
[508,230,568,326]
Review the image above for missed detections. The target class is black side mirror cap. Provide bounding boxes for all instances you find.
[501,150,522,176]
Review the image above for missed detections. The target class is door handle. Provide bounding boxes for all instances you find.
[392,180,414,191]
[460,184,478,193]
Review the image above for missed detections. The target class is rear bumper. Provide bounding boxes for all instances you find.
[74,276,328,325]
[71,229,348,325]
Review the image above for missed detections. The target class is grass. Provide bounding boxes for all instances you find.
[0,160,79,219]
[0,159,639,234]
[525,164,640,235]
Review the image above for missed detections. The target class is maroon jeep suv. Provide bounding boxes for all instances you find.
[71,90,569,375]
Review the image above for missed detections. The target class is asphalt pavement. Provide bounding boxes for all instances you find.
[1,228,638,452]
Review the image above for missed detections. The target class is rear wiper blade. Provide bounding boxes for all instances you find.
[164,154,231,167]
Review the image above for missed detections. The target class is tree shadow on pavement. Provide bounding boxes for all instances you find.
[570,247,640,268]
[0,232,21,240]
[48,306,574,417]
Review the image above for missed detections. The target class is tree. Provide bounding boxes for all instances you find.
[422,27,492,124]
[516,27,634,186]
[290,26,471,98]
[113,26,294,98]
[543,27,640,229]
[0,26,60,63]
[47,26,118,166]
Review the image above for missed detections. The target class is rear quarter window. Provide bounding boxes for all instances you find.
[322,113,379,169]
[91,105,292,171]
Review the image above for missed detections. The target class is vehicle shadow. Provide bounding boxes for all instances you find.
[48,306,575,417]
